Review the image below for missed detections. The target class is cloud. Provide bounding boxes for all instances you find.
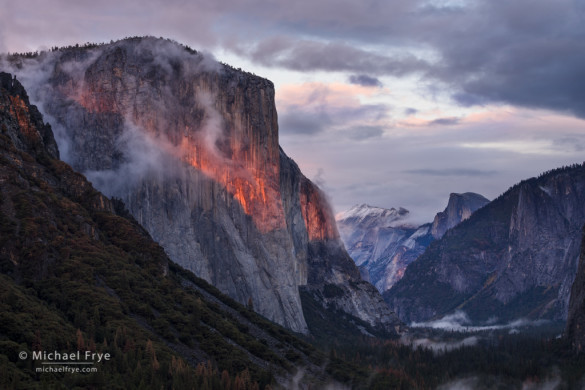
[438,373,563,390]
[277,82,391,138]
[241,37,430,76]
[405,169,498,177]
[410,310,549,332]
[348,74,383,87]
[404,107,418,116]
[84,120,182,197]
[277,82,384,106]
[428,117,461,126]
[403,336,479,355]
[4,0,585,227]
[553,136,585,152]
[225,0,585,119]
[279,103,389,137]
[5,0,583,119]
[0,16,5,54]
[313,168,326,188]
[436,377,483,390]
[522,376,562,390]
[5,38,229,201]
[342,125,385,140]
[279,107,331,135]
[397,114,463,128]
[280,102,585,223]
[459,140,567,156]
[420,1,585,118]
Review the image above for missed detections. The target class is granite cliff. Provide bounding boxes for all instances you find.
[336,193,488,293]
[4,37,400,334]
[385,165,585,324]
[567,225,585,352]
[430,192,490,239]
[0,72,350,388]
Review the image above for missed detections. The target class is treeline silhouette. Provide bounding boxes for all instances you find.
[4,36,263,79]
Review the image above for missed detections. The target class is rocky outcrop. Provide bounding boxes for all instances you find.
[0,72,59,160]
[567,225,585,352]
[336,193,488,293]
[336,204,431,292]
[385,165,585,324]
[0,71,121,280]
[5,38,401,334]
[431,192,489,239]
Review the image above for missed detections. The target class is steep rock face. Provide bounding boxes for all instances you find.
[0,74,338,388]
[5,38,400,333]
[385,166,585,324]
[336,193,488,293]
[431,192,489,239]
[567,226,585,352]
[0,73,59,160]
[336,204,432,291]
[280,156,401,331]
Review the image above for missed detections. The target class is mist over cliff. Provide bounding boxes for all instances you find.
[2,37,401,334]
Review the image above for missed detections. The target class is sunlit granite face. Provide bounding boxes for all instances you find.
[9,37,402,334]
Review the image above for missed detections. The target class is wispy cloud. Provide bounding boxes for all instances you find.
[410,311,549,332]
[238,37,430,76]
[405,169,498,177]
[459,140,565,156]
[428,117,461,126]
[341,125,385,140]
[277,82,391,138]
[402,335,480,355]
[279,107,331,135]
[348,74,383,88]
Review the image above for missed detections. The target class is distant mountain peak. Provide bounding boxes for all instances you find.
[336,192,489,294]
[431,192,490,239]
[336,204,411,229]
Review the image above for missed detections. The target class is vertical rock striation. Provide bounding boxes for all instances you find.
[4,38,401,333]
[430,192,490,239]
[567,225,585,352]
[385,166,585,324]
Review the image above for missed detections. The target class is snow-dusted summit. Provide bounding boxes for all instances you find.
[337,193,489,293]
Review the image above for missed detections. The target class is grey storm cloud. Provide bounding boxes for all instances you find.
[348,74,383,87]
[279,103,390,136]
[229,0,585,119]
[419,1,585,118]
[279,107,331,135]
[4,0,584,118]
[244,37,430,76]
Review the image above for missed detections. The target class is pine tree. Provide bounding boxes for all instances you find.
[76,329,85,351]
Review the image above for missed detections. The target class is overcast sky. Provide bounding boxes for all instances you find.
[2,0,584,222]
